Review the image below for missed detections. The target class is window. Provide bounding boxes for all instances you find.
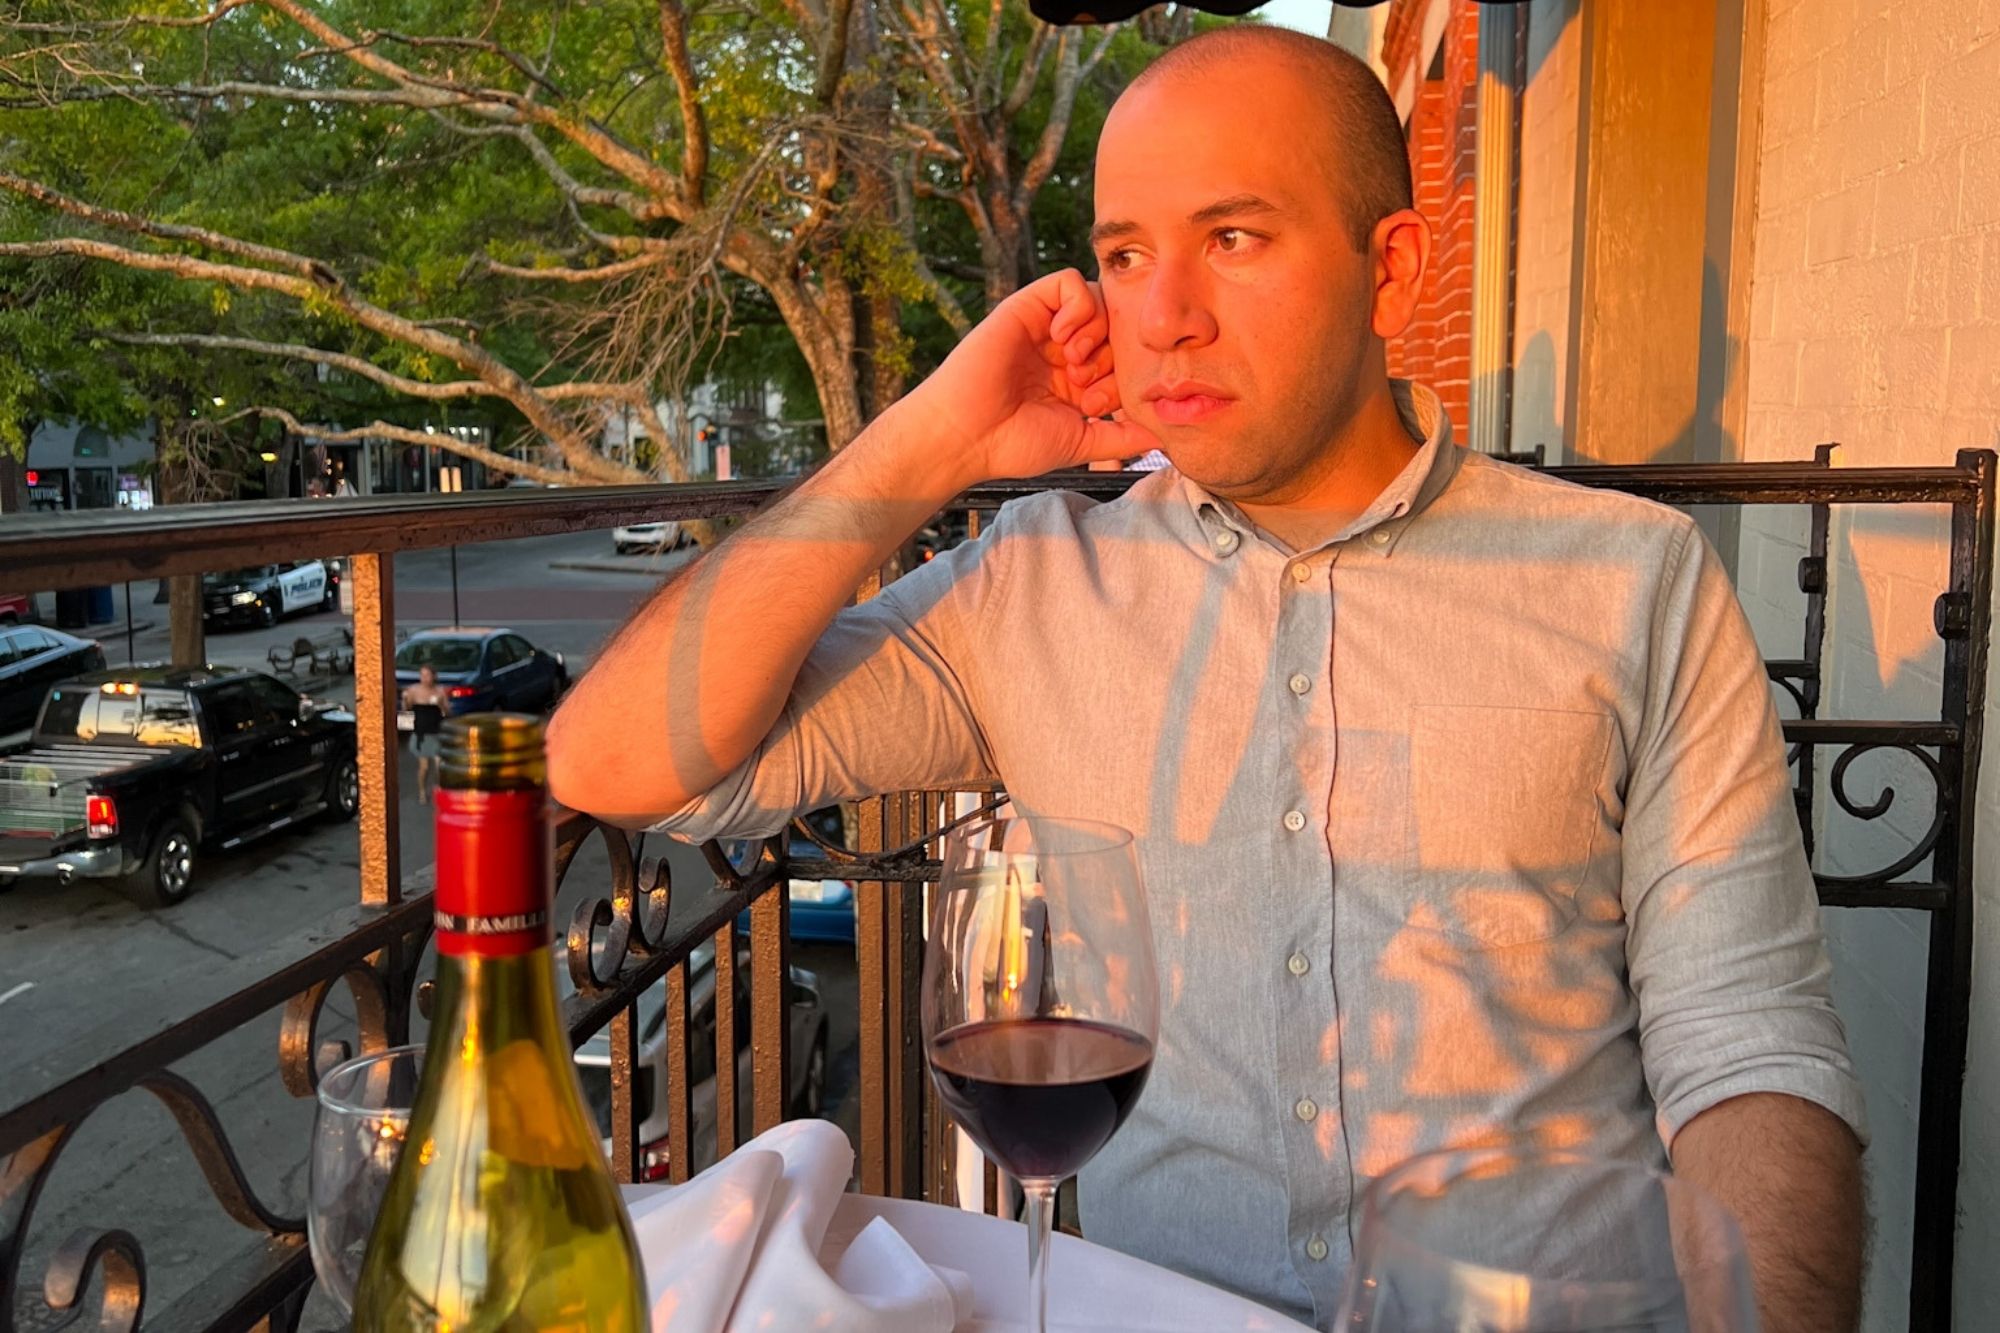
[38,689,90,737]
[204,682,276,738]
[14,629,55,655]
[0,631,22,669]
[488,637,529,670]
[89,690,200,747]
[245,674,302,722]
[396,637,481,673]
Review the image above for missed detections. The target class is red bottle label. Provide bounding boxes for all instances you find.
[434,787,553,957]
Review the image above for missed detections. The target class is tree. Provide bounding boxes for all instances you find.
[1,1,1216,480]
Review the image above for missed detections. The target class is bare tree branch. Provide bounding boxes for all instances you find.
[0,229,627,480]
[252,0,686,212]
[0,172,333,281]
[477,252,671,283]
[1002,22,1055,119]
[222,406,590,486]
[4,1,255,34]
[656,0,709,205]
[103,331,639,405]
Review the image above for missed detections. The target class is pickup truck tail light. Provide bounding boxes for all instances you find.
[86,794,119,839]
[447,686,477,699]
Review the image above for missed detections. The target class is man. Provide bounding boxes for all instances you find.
[550,28,1865,1332]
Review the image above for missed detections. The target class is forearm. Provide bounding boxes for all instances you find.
[1671,1092,1864,1333]
[548,400,970,823]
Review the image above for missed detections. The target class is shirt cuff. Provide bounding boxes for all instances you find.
[1656,1063,1871,1156]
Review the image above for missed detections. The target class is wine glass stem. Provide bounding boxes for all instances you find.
[1024,1178,1058,1333]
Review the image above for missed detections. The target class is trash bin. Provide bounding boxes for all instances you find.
[54,589,88,629]
[87,586,116,624]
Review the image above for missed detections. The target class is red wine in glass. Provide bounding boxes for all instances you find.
[928,1017,1153,1182]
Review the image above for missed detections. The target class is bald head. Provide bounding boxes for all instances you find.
[1122,27,1411,251]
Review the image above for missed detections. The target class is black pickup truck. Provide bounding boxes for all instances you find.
[0,666,359,905]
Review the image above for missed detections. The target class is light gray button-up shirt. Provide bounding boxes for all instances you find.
[657,382,1867,1327]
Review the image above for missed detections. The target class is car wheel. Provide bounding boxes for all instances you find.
[0,875,16,895]
[795,1027,828,1118]
[321,584,338,612]
[259,601,279,628]
[132,811,199,907]
[326,757,361,821]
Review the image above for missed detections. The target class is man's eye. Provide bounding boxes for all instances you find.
[1215,228,1254,253]
[1102,249,1135,271]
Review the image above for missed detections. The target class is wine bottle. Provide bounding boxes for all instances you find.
[353,714,647,1332]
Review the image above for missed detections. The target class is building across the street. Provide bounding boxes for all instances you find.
[22,420,154,512]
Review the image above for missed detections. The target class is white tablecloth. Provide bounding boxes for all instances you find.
[814,1194,1312,1332]
[622,1120,1314,1333]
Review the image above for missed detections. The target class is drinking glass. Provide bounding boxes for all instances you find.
[1336,1146,1760,1332]
[923,815,1158,1333]
[309,1044,423,1316]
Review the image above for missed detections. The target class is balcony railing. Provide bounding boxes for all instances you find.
[0,449,1989,1332]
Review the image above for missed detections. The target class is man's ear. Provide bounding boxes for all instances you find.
[1369,209,1432,340]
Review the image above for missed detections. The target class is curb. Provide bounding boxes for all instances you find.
[548,558,689,577]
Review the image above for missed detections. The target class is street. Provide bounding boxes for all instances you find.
[0,528,865,1328]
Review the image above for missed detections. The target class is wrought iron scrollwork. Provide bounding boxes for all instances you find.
[41,1228,143,1332]
[1814,740,1948,887]
[0,1072,301,1333]
[561,818,672,992]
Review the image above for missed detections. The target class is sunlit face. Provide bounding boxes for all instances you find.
[1092,56,1383,500]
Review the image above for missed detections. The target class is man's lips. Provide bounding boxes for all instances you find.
[1143,381,1234,426]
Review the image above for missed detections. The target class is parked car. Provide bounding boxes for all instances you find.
[566,937,829,1181]
[0,625,105,734]
[202,560,336,629]
[612,521,691,555]
[0,592,34,624]
[0,666,358,905]
[393,627,568,728]
[729,807,857,945]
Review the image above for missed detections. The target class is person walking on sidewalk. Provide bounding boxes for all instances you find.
[400,665,450,804]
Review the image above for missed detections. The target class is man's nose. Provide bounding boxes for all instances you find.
[1137,256,1219,353]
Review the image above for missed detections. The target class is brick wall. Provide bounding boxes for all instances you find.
[1743,1,2000,1326]
[1383,0,1481,439]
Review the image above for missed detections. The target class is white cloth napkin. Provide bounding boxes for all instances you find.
[626,1119,973,1333]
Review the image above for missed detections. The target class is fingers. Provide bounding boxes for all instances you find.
[1074,413,1164,467]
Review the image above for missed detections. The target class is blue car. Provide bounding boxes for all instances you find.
[393,627,569,727]
[730,808,856,944]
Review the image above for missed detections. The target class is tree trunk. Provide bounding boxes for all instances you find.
[154,413,206,667]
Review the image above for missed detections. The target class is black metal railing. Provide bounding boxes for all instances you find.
[0,449,1989,1331]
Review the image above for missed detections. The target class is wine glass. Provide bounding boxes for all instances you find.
[1336,1146,1760,1332]
[309,1044,423,1316]
[923,815,1158,1333]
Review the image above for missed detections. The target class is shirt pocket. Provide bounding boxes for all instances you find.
[1404,704,1614,948]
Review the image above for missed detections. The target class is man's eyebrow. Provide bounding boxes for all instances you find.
[1089,218,1140,248]
[1188,193,1282,227]
[1088,194,1284,249]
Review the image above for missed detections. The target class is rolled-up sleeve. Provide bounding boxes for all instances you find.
[648,516,1007,845]
[1621,521,1870,1151]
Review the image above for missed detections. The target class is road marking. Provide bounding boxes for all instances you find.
[0,981,33,1006]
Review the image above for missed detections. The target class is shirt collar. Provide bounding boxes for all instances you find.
[1176,379,1459,561]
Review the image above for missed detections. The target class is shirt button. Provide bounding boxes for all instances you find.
[1294,1097,1319,1122]
[1282,809,1306,833]
[1213,530,1239,555]
[1288,673,1311,696]
[1287,952,1309,977]
[1289,561,1312,584]
[1370,528,1392,546]
[1306,1234,1330,1262]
